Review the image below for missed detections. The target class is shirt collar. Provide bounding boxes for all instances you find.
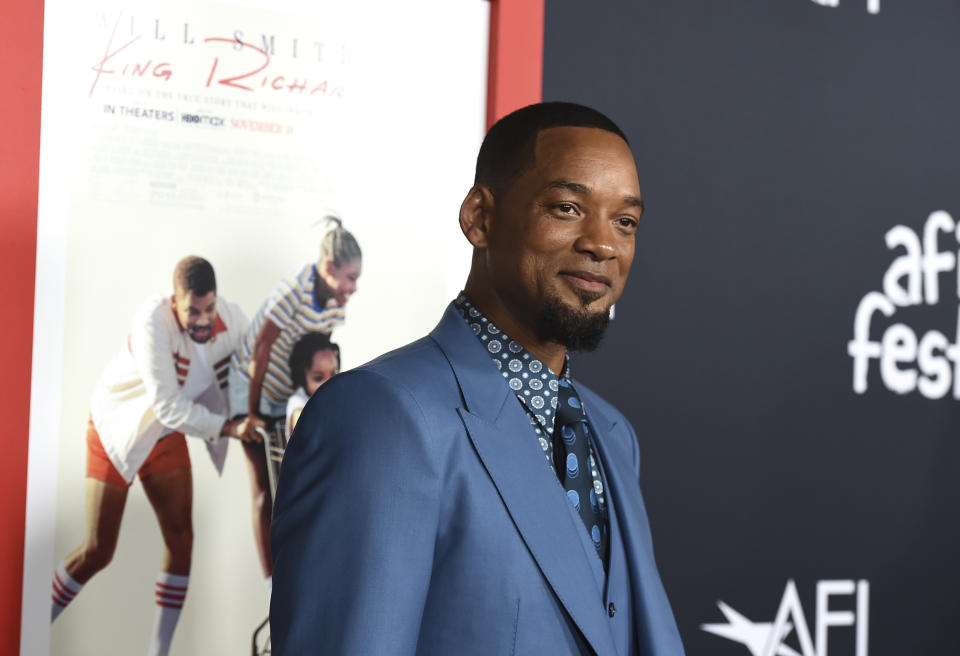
[454,293,569,436]
[310,264,342,312]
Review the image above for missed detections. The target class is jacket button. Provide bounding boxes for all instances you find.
[608,602,616,618]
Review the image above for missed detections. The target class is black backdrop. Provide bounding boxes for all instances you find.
[543,2,960,655]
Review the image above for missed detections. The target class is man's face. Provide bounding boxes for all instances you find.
[320,258,362,307]
[304,349,338,396]
[172,289,217,343]
[485,126,642,348]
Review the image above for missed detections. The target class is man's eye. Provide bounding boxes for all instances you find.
[618,216,639,228]
[555,203,576,214]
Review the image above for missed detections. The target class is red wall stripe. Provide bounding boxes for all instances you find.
[0,0,44,652]
[486,0,545,128]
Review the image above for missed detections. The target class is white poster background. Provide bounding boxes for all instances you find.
[23,1,486,653]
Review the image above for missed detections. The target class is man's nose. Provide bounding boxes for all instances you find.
[573,216,617,261]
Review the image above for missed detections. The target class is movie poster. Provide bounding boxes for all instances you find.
[23,1,488,653]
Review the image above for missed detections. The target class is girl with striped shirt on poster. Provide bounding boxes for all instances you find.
[228,217,362,603]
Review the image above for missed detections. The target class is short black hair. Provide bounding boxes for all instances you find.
[474,101,629,191]
[288,332,341,390]
[173,256,216,296]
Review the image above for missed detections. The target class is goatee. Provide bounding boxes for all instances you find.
[536,292,611,352]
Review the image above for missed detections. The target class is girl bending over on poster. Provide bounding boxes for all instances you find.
[228,217,362,604]
[51,257,263,656]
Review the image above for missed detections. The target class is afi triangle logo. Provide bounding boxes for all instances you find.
[701,580,869,656]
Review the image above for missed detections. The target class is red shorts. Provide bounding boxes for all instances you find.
[85,416,191,487]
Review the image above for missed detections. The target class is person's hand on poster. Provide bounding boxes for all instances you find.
[221,415,266,443]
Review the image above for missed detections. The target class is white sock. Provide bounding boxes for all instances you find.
[147,571,189,656]
[51,562,84,622]
[264,575,273,607]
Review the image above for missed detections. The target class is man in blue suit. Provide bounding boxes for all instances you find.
[270,102,685,655]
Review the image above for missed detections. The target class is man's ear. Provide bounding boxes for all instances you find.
[459,185,495,249]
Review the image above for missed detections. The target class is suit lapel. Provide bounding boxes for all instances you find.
[430,306,618,656]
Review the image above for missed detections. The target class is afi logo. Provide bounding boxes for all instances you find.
[702,579,870,656]
[809,0,880,14]
[847,211,960,400]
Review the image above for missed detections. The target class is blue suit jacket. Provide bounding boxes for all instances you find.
[271,305,684,655]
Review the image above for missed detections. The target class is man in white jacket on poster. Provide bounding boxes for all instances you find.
[51,256,262,656]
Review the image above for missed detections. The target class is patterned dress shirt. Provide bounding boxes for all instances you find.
[453,294,609,539]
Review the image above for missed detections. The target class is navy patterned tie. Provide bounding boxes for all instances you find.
[554,379,608,568]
